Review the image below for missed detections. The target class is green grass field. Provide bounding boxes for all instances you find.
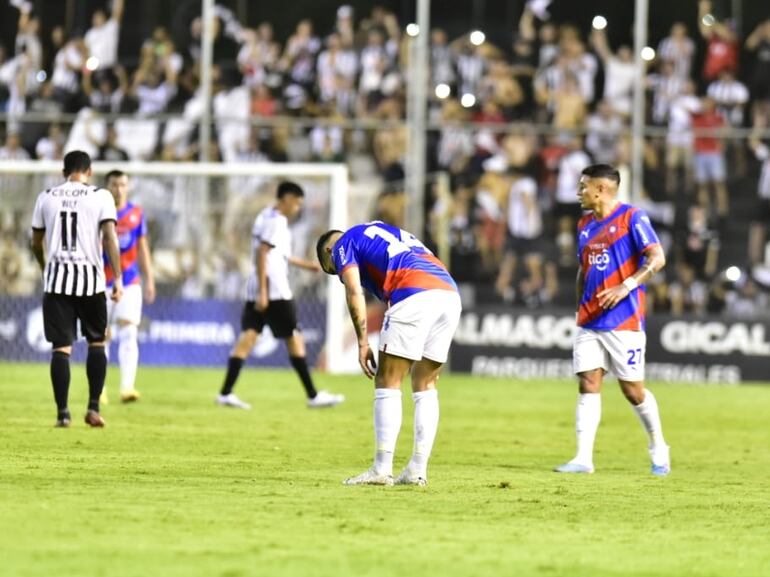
[1,362,769,577]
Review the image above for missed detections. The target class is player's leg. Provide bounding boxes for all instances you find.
[344,351,412,486]
[43,293,76,427]
[607,331,670,475]
[555,328,607,473]
[113,284,143,402]
[217,302,262,409]
[396,290,462,485]
[78,293,109,427]
[272,300,344,408]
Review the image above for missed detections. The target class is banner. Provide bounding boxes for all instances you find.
[450,306,770,384]
[0,296,325,368]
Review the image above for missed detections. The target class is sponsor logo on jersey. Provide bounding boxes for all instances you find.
[635,223,650,245]
[587,249,611,271]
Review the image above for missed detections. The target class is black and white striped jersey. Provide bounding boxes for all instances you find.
[31,180,117,296]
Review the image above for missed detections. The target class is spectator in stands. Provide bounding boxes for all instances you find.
[586,100,622,165]
[692,97,728,219]
[82,63,127,113]
[0,131,29,161]
[358,28,391,114]
[11,0,42,75]
[656,22,695,81]
[495,170,543,302]
[21,80,62,150]
[129,53,178,116]
[429,28,455,92]
[669,263,708,315]
[84,0,124,79]
[590,26,636,117]
[554,136,590,265]
[317,33,357,107]
[87,123,129,162]
[666,80,700,195]
[698,0,739,84]
[35,123,63,160]
[682,205,720,280]
[707,69,749,175]
[648,60,686,127]
[745,20,770,115]
[50,34,86,111]
[748,119,770,267]
[727,278,769,316]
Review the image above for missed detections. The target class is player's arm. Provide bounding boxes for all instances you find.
[137,235,156,304]
[597,244,666,310]
[101,221,123,302]
[288,255,321,272]
[575,264,584,314]
[341,265,376,379]
[255,241,271,312]
[30,229,46,273]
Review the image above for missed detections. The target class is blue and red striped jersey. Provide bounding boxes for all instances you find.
[104,202,146,287]
[577,203,660,331]
[332,221,458,305]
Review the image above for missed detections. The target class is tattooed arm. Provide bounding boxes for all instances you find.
[341,265,376,378]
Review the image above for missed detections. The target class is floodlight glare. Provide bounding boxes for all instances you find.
[435,83,451,99]
[36,70,47,83]
[702,14,715,27]
[725,266,741,282]
[461,93,476,108]
[85,56,100,71]
[406,23,420,37]
[641,46,656,61]
[469,30,485,46]
[592,16,608,30]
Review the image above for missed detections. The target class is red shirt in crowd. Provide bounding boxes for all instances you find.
[692,111,725,153]
[703,37,739,80]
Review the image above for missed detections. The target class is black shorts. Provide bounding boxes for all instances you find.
[43,292,107,348]
[753,199,770,224]
[505,234,544,256]
[241,300,299,339]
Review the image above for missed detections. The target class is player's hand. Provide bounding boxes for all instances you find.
[597,284,629,310]
[144,282,156,304]
[111,283,123,303]
[256,293,268,312]
[358,343,377,379]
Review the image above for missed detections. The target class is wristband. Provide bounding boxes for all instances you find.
[622,277,638,292]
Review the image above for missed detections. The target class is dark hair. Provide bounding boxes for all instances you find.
[63,150,91,177]
[316,229,343,269]
[276,180,304,199]
[581,164,620,186]
[105,169,126,184]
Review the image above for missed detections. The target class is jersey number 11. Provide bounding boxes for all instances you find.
[60,211,78,252]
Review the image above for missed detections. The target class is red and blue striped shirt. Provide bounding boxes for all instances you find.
[332,221,458,306]
[577,203,660,331]
[104,202,146,287]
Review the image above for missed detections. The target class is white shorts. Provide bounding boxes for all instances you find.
[573,328,646,382]
[379,290,462,363]
[107,283,143,326]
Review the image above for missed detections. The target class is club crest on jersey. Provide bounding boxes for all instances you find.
[588,249,611,271]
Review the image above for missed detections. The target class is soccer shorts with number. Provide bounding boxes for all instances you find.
[573,328,647,381]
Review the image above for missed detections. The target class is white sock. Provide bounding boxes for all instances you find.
[632,389,666,448]
[373,388,402,475]
[117,324,139,393]
[408,389,439,478]
[574,393,601,465]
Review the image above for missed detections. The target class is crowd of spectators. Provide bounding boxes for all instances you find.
[1,0,769,316]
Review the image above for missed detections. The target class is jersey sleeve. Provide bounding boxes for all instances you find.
[333,234,358,278]
[259,214,284,246]
[139,207,148,237]
[98,189,118,224]
[31,193,45,230]
[629,209,660,253]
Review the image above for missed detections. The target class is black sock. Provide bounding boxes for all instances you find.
[289,356,317,399]
[50,351,71,413]
[86,346,107,412]
[220,357,244,396]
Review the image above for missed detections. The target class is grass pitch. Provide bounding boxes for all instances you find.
[1,362,769,577]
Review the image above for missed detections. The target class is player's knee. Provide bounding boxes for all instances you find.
[578,373,601,393]
[620,382,645,405]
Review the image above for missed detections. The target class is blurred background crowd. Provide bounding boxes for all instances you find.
[1,0,769,317]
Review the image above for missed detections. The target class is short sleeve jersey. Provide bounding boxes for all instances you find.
[104,202,147,287]
[332,221,458,306]
[245,206,293,301]
[31,180,117,296]
[577,203,660,331]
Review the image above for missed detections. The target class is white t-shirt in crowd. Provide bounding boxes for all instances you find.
[85,18,120,69]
